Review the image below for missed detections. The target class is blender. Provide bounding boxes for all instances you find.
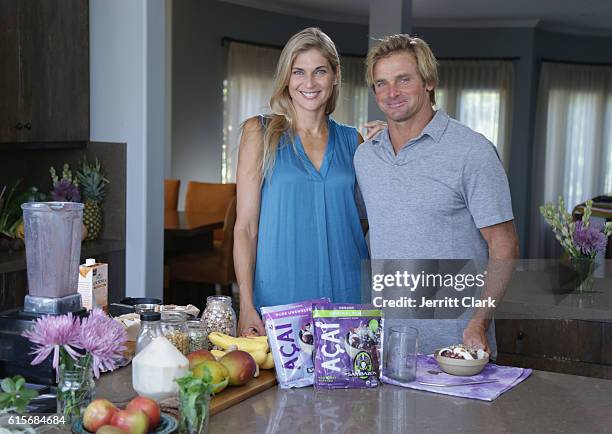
[0,202,87,385]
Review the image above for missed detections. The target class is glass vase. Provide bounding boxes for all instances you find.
[56,364,95,424]
[570,257,596,293]
[179,388,211,434]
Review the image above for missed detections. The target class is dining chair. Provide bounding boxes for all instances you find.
[164,179,181,211]
[184,181,236,242]
[168,196,237,294]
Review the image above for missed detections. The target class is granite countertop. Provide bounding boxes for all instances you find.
[206,370,612,434]
[11,365,611,434]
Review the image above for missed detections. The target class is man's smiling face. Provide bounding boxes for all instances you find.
[372,51,433,123]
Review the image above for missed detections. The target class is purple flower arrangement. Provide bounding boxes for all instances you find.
[540,197,612,259]
[49,163,80,202]
[22,308,127,378]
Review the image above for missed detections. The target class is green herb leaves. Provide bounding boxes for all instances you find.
[0,375,39,414]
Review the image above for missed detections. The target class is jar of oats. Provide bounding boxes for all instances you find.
[160,311,189,355]
[201,295,237,347]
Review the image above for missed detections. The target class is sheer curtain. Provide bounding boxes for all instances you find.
[222,42,368,182]
[529,62,612,258]
[436,60,514,168]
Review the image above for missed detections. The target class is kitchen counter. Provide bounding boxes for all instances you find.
[92,366,612,434]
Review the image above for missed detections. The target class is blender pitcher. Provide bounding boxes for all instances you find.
[21,202,84,298]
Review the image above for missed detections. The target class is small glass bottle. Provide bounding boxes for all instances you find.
[161,312,189,355]
[187,319,208,354]
[201,296,237,347]
[136,311,163,354]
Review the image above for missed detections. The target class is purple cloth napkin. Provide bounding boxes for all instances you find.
[381,355,532,401]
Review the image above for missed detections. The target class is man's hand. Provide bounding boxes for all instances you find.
[463,320,490,354]
[238,304,265,336]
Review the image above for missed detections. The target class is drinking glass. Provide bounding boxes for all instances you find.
[383,326,418,382]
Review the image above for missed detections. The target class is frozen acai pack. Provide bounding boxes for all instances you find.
[312,303,382,389]
[261,299,329,389]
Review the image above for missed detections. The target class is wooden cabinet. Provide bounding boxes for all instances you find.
[0,0,89,144]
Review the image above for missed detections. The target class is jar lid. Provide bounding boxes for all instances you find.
[161,311,188,323]
[206,295,232,304]
[140,311,161,321]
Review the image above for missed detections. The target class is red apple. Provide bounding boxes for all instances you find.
[187,349,215,369]
[95,426,128,434]
[126,396,161,430]
[83,399,118,432]
[110,409,148,434]
[219,350,257,386]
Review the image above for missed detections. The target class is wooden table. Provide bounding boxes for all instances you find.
[164,210,225,256]
[164,210,225,237]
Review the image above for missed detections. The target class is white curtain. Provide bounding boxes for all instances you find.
[222,42,368,182]
[436,60,514,168]
[529,62,612,258]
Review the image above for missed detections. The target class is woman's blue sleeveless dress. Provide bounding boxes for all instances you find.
[253,117,369,309]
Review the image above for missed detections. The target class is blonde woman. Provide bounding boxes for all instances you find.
[234,28,372,335]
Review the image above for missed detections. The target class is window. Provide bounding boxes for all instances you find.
[222,42,368,182]
[530,62,612,257]
[436,60,514,167]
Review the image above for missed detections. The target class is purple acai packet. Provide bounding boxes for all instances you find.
[313,303,382,389]
[261,299,329,389]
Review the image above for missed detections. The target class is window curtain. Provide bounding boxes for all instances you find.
[436,60,514,168]
[529,62,612,258]
[222,42,368,182]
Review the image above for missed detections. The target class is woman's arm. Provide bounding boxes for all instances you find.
[234,117,266,336]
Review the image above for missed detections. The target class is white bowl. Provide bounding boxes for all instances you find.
[434,349,489,376]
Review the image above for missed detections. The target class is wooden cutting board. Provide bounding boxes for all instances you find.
[210,370,277,415]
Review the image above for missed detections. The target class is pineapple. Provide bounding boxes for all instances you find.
[76,158,109,241]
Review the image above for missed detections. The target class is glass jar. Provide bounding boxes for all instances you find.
[179,386,211,434]
[160,312,189,355]
[187,319,208,353]
[201,296,236,344]
[136,311,163,354]
[57,364,95,424]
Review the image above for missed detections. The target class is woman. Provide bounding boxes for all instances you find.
[234,28,375,336]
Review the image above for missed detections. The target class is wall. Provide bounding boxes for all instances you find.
[90,0,166,298]
[171,0,368,208]
[172,0,612,257]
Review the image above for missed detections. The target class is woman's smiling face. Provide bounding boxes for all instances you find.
[288,48,337,114]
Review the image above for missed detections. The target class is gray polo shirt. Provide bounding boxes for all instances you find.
[354,109,514,260]
[354,109,514,357]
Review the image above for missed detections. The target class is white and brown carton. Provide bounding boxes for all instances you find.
[78,258,108,311]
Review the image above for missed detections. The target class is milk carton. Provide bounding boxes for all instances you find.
[78,258,108,311]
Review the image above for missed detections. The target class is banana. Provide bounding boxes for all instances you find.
[208,332,269,353]
[211,347,267,366]
[211,349,225,360]
[245,335,268,342]
[261,352,274,370]
[248,350,267,366]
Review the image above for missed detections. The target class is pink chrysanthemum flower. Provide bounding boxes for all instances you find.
[22,313,82,373]
[78,308,127,378]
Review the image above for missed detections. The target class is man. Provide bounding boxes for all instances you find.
[355,35,519,356]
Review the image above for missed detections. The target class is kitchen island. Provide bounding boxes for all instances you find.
[92,365,612,434]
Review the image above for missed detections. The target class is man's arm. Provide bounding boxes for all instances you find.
[463,220,519,352]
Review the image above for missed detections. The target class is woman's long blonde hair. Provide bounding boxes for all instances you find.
[253,27,341,179]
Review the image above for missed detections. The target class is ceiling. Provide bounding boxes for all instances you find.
[220,0,612,35]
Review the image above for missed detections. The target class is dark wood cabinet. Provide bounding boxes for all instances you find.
[0,0,89,144]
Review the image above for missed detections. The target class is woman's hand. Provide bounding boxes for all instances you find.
[238,304,265,336]
[363,120,387,140]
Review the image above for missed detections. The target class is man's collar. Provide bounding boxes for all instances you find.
[422,109,449,143]
[371,109,449,149]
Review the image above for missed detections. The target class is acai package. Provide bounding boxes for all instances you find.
[312,303,382,389]
[261,298,329,389]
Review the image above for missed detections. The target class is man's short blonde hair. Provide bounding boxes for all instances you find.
[365,34,438,105]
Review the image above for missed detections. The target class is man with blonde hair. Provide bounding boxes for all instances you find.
[355,35,519,356]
